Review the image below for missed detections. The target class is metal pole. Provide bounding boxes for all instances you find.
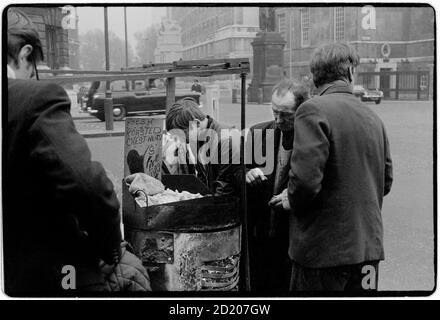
[240,72,250,291]
[104,6,114,130]
[241,73,246,131]
[124,7,130,91]
[289,10,292,80]
[166,77,176,113]
[124,7,129,68]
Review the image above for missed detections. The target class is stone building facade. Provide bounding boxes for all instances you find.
[169,6,259,81]
[67,7,80,70]
[10,6,79,70]
[274,5,434,98]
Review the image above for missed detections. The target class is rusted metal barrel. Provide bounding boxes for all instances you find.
[123,174,241,291]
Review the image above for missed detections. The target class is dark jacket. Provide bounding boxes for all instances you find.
[287,80,393,268]
[246,120,294,291]
[4,79,122,294]
[246,120,283,239]
[191,83,202,93]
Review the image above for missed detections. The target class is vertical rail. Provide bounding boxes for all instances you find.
[104,7,114,130]
[166,77,176,113]
[289,10,293,80]
[241,74,246,131]
[124,7,129,92]
[124,7,129,68]
[240,73,251,291]
[104,8,110,72]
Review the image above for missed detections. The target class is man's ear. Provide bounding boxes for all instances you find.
[18,44,33,64]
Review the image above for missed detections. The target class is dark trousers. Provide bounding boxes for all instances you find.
[250,237,291,292]
[289,260,380,292]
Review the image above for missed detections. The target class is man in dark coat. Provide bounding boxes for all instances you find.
[246,80,309,292]
[4,17,150,296]
[191,79,203,94]
[279,42,393,291]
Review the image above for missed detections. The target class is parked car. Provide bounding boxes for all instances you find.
[353,85,384,104]
[86,80,201,121]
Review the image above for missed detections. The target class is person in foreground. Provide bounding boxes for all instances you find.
[4,13,151,296]
[276,42,393,291]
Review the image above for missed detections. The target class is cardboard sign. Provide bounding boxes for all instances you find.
[124,116,164,180]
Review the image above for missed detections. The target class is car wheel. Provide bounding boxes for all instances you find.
[375,99,381,105]
[113,105,127,121]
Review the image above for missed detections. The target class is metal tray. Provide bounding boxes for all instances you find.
[122,174,240,233]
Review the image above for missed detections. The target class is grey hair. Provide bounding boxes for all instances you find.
[272,79,311,110]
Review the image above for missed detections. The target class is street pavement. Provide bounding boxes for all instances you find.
[78,99,435,292]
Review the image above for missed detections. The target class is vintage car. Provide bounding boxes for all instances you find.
[353,85,384,104]
[86,79,201,121]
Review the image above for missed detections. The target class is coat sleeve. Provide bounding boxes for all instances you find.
[27,82,122,265]
[383,125,393,196]
[214,136,244,196]
[287,101,330,214]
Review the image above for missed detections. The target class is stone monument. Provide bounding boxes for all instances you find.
[248,8,286,103]
[154,17,183,63]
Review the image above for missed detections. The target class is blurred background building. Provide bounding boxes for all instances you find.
[170,7,259,60]
[11,6,433,100]
[67,7,80,70]
[274,6,434,99]
[169,6,259,83]
[14,7,79,70]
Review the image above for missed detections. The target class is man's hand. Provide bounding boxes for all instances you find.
[246,168,267,187]
[99,260,116,276]
[268,188,291,211]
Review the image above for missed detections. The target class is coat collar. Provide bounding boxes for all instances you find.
[262,121,293,150]
[318,80,353,96]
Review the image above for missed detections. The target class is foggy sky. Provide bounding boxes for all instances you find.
[77,6,167,48]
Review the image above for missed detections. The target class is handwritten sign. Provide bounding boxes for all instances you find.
[124,116,164,180]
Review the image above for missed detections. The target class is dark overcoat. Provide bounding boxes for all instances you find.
[5,79,122,294]
[287,80,393,268]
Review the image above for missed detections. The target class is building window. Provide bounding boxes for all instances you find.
[420,74,428,90]
[278,13,286,41]
[300,8,310,47]
[334,7,345,41]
